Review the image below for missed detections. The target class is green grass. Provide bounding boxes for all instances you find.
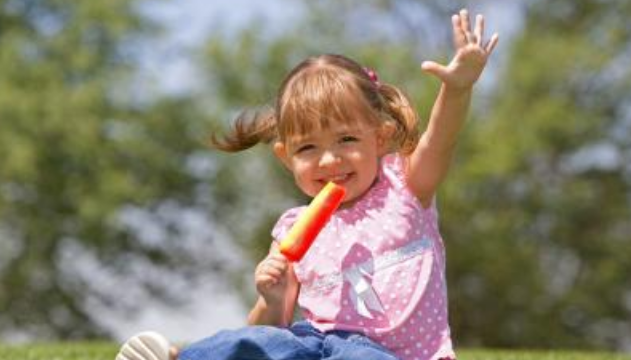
[461,349,631,359]
[0,342,117,360]
[0,343,630,360]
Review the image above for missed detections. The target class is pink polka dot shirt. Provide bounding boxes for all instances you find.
[272,154,455,360]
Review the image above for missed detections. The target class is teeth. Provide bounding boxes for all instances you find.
[328,174,348,182]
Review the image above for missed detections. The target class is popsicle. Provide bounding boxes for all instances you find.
[280,182,346,262]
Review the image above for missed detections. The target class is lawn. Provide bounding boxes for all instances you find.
[0,342,117,360]
[0,343,630,360]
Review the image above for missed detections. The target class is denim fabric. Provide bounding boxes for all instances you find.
[178,321,399,360]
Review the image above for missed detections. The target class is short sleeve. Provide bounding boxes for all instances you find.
[382,153,439,215]
[380,153,407,190]
[271,206,305,243]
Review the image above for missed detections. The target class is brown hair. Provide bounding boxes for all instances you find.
[210,54,421,154]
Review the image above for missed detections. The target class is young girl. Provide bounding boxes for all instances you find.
[116,9,498,360]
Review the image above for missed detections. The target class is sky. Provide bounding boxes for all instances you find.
[137,0,303,96]
[108,0,526,344]
[138,0,525,96]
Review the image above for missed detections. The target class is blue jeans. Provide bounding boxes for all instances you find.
[178,321,399,360]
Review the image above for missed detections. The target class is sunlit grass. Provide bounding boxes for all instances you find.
[461,349,631,360]
[0,343,630,360]
[0,342,117,360]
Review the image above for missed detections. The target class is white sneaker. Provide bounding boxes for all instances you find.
[116,331,171,360]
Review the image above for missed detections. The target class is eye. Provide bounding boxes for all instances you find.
[295,144,315,153]
[340,135,359,143]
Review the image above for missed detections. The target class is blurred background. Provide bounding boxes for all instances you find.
[1,0,630,353]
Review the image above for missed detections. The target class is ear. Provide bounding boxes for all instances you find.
[376,122,396,156]
[273,141,292,169]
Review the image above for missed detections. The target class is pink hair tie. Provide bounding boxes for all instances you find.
[363,67,381,87]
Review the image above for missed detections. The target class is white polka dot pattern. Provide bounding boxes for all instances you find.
[272,154,455,360]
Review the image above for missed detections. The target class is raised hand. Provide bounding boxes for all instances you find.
[421,9,499,91]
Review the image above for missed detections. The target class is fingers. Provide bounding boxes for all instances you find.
[474,14,484,46]
[454,9,475,45]
[453,10,483,45]
[453,9,499,55]
[256,254,288,285]
[459,9,471,37]
[265,255,288,275]
[451,13,466,48]
[485,33,500,54]
[421,61,449,81]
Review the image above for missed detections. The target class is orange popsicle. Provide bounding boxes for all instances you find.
[280,182,346,262]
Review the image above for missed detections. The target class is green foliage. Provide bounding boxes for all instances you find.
[442,0,631,350]
[0,0,213,339]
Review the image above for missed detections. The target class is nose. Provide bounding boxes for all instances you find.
[319,149,341,168]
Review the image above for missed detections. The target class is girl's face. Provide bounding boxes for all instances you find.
[274,121,390,206]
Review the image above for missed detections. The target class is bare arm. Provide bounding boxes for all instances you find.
[406,9,499,206]
[247,242,300,326]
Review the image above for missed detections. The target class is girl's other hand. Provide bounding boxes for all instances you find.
[421,9,499,91]
[254,251,292,305]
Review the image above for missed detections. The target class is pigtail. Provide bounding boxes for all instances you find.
[377,84,421,155]
[209,107,277,152]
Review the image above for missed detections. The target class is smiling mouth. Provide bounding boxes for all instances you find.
[320,173,352,185]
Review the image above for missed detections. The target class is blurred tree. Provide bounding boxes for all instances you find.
[442,0,631,350]
[0,0,223,339]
